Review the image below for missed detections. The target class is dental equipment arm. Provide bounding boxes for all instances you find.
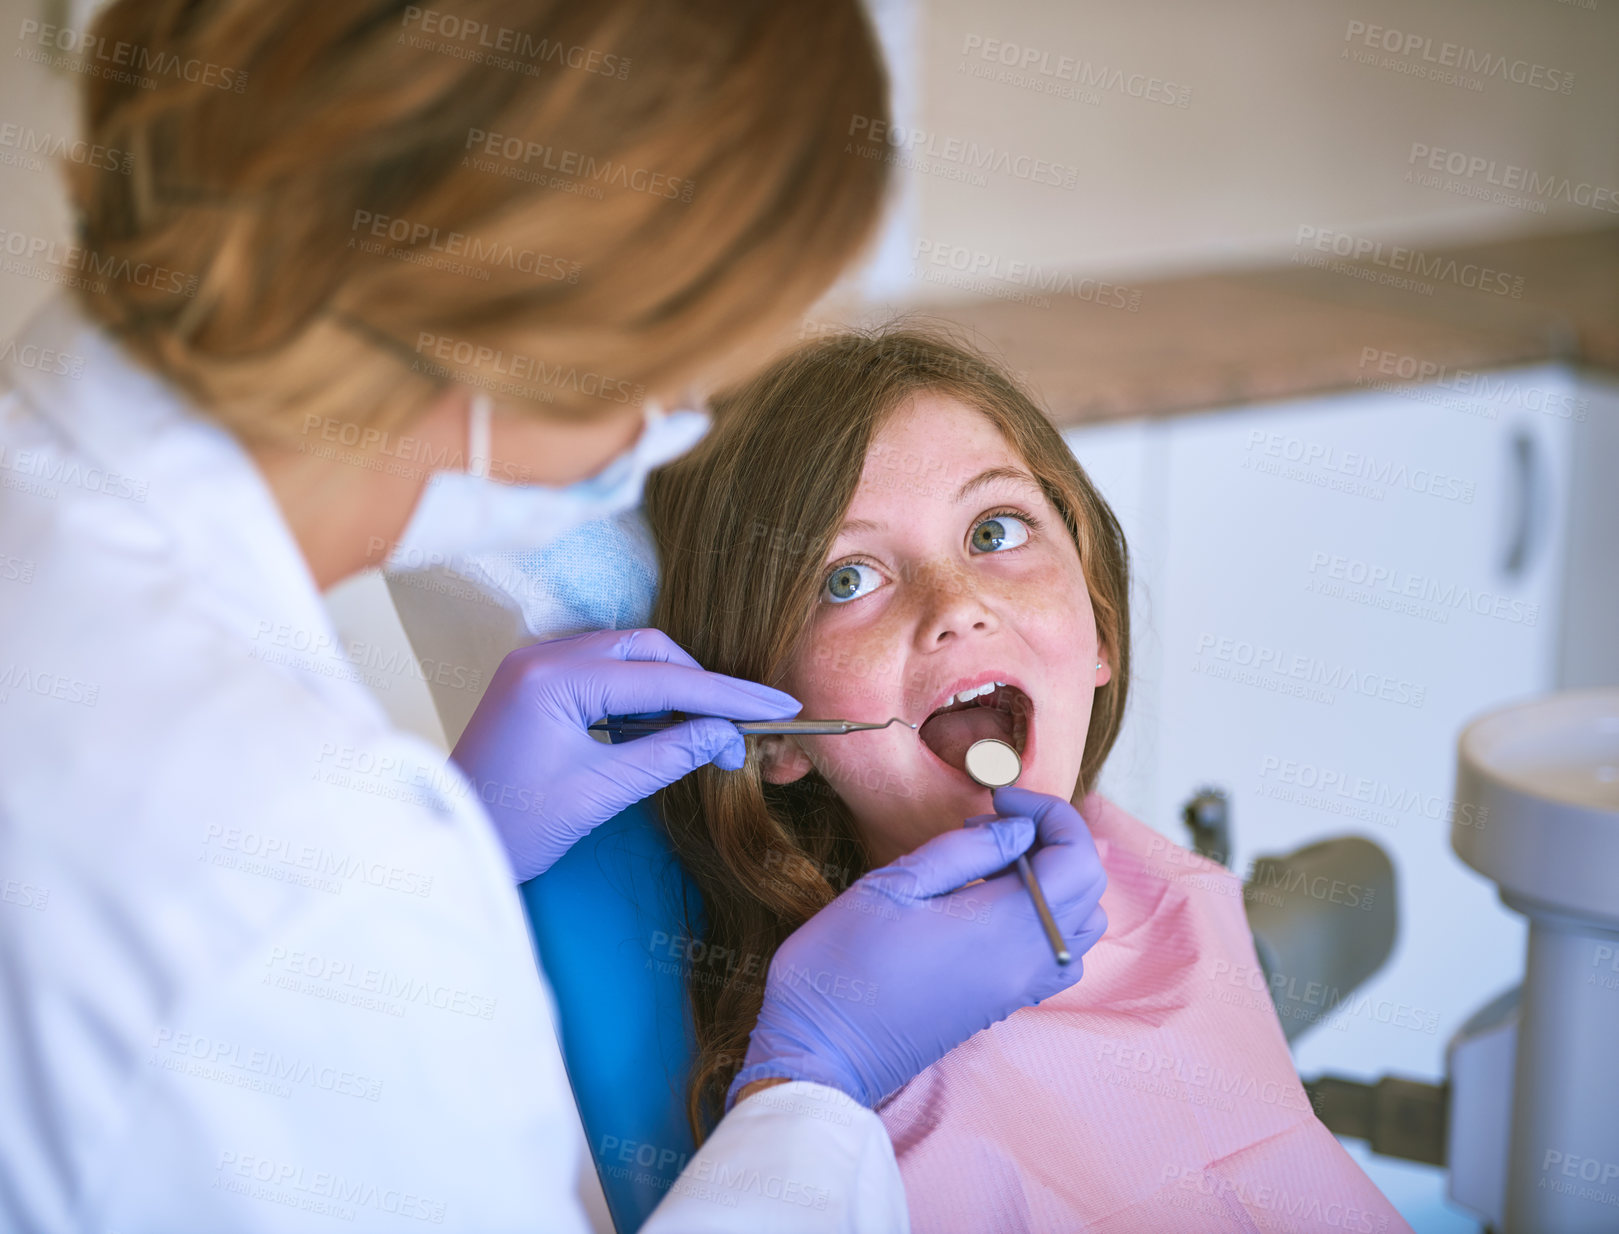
[1244,836,1398,1042]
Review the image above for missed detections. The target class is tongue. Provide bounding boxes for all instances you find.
[918,706,1013,773]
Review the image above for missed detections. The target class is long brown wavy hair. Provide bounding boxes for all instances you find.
[67,0,889,444]
[643,327,1131,1138]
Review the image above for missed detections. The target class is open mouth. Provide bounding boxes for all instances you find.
[917,680,1032,776]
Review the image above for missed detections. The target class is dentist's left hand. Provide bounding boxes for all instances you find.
[452,628,800,881]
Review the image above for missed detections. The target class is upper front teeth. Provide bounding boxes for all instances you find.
[952,681,1005,705]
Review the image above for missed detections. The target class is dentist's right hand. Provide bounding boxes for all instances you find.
[727,786,1108,1111]
[453,628,800,883]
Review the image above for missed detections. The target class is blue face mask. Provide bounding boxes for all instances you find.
[384,390,708,576]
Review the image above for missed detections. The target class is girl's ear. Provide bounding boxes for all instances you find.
[758,735,814,784]
[1095,643,1112,688]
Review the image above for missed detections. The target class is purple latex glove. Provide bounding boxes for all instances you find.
[727,785,1109,1111]
[453,628,799,882]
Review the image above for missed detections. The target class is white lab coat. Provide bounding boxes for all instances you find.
[0,296,909,1234]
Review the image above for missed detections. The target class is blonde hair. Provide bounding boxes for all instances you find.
[644,326,1132,1137]
[66,0,889,444]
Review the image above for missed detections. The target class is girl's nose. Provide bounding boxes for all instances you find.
[912,564,1000,647]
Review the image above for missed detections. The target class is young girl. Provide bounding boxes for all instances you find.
[643,329,1408,1233]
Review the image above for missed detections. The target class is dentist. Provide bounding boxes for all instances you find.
[0,2,1110,1231]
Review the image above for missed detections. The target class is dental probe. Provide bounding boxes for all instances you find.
[964,737,1073,966]
[588,716,918,738]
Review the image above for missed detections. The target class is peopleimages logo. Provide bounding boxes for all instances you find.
[958,34,1192,108]
[848,116,1082,190]
[213,1151,448,1224]
[0,227,198,297]
[463,128,694,202]
[399,6,629,80]
[1306,550,1539,626]
[1407,143,1618,214]
[1342,20,1574,94]
[1194,631,1429,709]
[1256,754,1489,829]
[349,210,581,283]
[1293,226,1523,299]
[0,339,88,379]
[1356,348,1588,421]
[16,18,250,91]
[0,123,133,174]
[411,331,645,407]
[911,239,1143,312]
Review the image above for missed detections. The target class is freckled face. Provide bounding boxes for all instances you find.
[763,394,1111,867]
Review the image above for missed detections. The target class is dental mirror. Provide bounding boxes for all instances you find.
[964,737,1022,788]
[963,737,1070,965]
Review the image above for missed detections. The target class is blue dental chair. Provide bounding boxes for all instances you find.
[519,802,702,1233]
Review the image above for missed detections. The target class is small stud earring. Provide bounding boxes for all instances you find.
[1096,661,1102,670]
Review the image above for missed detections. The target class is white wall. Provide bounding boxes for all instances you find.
[11,0,1616,330]
[850,0,1619,300]
[0,0,82,339]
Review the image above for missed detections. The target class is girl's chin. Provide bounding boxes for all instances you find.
[850,764,1083,863]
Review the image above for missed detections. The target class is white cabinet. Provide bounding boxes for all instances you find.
[1063,364,1613,1232]
[1164,368,1581,1085]
[1064,365,1594,1082]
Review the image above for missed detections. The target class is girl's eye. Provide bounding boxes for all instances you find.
[825,562,883,604]
[970,514,1030,554]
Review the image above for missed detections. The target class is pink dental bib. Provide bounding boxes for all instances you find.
[877,793,1412,1234]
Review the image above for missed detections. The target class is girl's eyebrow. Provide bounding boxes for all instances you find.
[838,517,884,535]
[835,466,1041,537]
[956,465,1040,502]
